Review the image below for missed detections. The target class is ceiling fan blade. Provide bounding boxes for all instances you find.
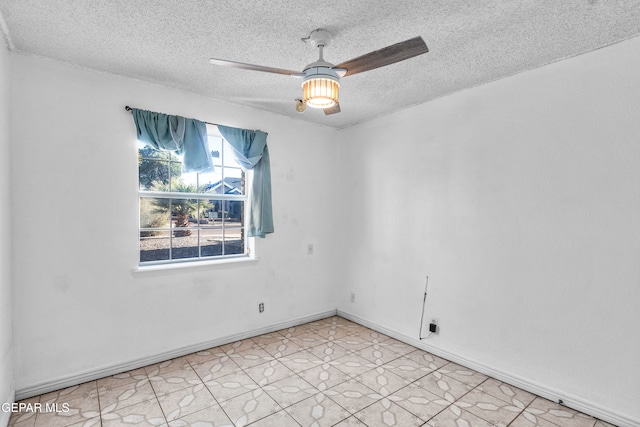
[324,103,341,115]
[209,58,301,76]
[335,36,428,77]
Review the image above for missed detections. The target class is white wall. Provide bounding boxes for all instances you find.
[337,36,640,423]
[9,53,340,393]
[0,38,14,427]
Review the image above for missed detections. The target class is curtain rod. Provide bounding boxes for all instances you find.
[124,105,219,126]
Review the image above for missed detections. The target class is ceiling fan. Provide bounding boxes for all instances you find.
[209,29,429,115]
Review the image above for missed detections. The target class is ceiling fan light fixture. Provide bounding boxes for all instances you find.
[209,27,428,116]
[301,67,340,108]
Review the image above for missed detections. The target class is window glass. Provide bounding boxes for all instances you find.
[138,134,248,265]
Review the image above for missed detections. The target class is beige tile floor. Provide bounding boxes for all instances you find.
[8,316,615,427]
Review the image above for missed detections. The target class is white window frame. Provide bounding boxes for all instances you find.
[137,126,254,269]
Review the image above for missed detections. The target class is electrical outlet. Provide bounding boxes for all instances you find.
[307,244,314,255]
[259,303,264,313]
[350,292,355,303]
[429,318,438,334]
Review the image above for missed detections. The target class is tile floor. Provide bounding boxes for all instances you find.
[8,316,615,427]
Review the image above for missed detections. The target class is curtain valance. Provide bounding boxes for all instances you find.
[131,108,213,173]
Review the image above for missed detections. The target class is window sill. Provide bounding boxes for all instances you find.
[132,256,259,277]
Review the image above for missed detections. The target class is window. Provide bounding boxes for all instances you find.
[138,129,249,265]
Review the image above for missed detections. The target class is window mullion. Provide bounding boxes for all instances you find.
[197,200,202,259]
[139,191,245,201]
[168,198,173,261]
[221,143,225,257]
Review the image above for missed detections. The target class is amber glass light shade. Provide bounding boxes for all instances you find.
[302,77,339,108]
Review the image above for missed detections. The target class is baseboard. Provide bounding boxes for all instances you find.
[337,309,639,427]
[15,309,337,401]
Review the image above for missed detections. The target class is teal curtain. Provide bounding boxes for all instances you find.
[132,108,213,173]
[217,125,274,238]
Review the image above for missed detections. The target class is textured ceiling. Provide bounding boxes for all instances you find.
[1,0,639,129]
